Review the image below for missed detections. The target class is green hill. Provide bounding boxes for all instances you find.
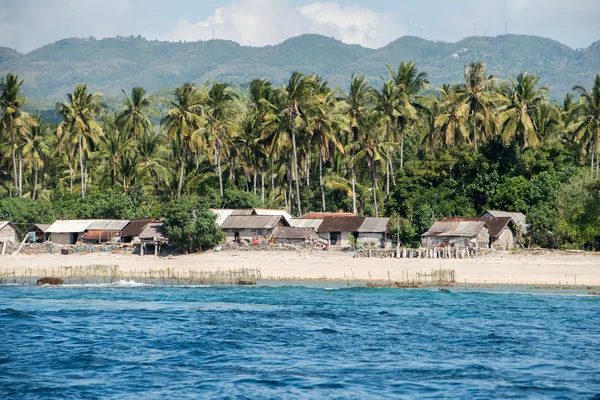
[0,34,598,101]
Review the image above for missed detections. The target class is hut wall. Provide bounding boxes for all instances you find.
[0,225,18,245]
[225,228,274,242]
[358,233,385,248]
[50,232,81,245]
[491,228,515,250]
[476,227,490,249]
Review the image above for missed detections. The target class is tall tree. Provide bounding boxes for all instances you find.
[341,74,375,214]
[386,61,429,169]
[573,75,600,176]
[22,115,50,199]
[206,82,239,197]
[279,72,314,216]
[161,83,206,199]
[497,72,548,150]
[0,73,31,195]
[463,62,495,149]
[57,84,103,198]
[116,87,155,140]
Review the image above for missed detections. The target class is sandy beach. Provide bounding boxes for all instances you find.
[2,250,600,285]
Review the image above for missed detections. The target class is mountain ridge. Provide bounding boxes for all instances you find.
[0,33,598,100]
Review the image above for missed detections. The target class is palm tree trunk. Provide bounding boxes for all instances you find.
[177,149,185,199]
[351,166,357,215]
[33,167,38,200]
[319,148,326,212]
[385,120,390,195]
[473,113,477,150]
[68,158,74,193]
[216,141,223,197]
[306,152,310,186]
[400,133,405,170]
[10,118,18,195]
[261,171,265,202]
[291,113,302,216]
[78,130,85,198]
[369,158,379,218]
[253,169,257,194]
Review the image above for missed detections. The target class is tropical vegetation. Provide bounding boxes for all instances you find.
[1,62,600,250]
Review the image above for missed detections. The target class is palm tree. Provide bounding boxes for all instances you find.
[206,81,239,197]
[352,110,394,217]
[497,72,548,150]
[57,84,103,198]
[386,61,429,169]
[116,87,155,140]
[22,115,50,199]
[98,114,134,187]
[277,72,315,216]
[573,75,600,176]
[304,79,345,211]
[435,84,471,147]
[463,62,495,149]
[340,74,375,214]
[0,73,32,195]
[374,80,398,195]
[160,82,205,198]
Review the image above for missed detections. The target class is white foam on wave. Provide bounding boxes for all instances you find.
[63,279,149,288]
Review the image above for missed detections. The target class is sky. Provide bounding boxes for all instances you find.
[1,0,599,53]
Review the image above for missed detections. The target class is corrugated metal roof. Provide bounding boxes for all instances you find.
[0,221,17,232]
[121,218,155,237]
[139,222,166,241]
[32,223,51,232]
[358,217,390,233]
[272,227,318,240]
[318,216,366,233]
[301,212,355,219]
[289,218,323,229]
[480,210,527,233]
[47,220,130,233]
[211,209,235,227]
[87,220,130,230]
[47,220,97,233]
[221,215,285,230]
[442,216,512,238]
[422,221,486,237]
[253,209,293,222]
[231,209,254,216]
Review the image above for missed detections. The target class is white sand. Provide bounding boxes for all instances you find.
[2,250,600,285]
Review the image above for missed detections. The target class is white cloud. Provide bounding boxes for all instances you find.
[155,0,403,48]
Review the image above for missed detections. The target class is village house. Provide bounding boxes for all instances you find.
[479,210,527,235]
[0,221,18,254]
[317,215,366,247]
[422,220,490,249]
[211,208,293,227]
[29,224,51,242]
[271,226,319,246]
[139,222,167,256]
[220,214,289,243]
[357,217,390,248]
[121,218,156,243]
[46,219,130,245]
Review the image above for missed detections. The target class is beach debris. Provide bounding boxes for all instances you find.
[36,277,64,286]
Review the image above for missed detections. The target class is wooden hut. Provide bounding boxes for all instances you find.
[317,216,366,247]
[139,222,167,256]
[271,226,319,246]
[220,215,288,243]
[0,221,18,254]
[422,220,489,249]
[357,217,390,248]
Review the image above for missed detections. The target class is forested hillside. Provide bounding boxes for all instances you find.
[0,34,599,100]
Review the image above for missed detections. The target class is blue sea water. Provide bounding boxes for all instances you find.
[0,282,599,399]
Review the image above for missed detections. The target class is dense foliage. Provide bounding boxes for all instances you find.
[1,61,600,249]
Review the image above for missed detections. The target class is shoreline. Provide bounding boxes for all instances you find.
[1,250,600,286]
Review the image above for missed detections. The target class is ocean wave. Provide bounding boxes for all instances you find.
[63,279,149,288]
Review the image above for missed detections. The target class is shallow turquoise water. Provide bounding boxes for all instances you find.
[1,283,599,399]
